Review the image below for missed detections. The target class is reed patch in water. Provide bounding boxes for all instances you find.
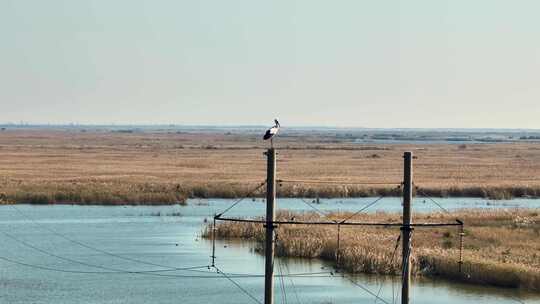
[204,209,540,291]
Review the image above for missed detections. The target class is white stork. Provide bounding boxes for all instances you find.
[263,119,280,148]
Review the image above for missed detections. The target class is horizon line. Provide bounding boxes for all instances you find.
[1,123,540,132]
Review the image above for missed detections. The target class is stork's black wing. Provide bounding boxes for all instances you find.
[263,129,273,140]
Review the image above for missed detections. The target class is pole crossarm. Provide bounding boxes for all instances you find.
[214,216,463,228]
[278,179,401,186]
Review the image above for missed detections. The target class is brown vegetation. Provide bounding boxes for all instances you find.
[205,209,540,291]
[0,129,540,204]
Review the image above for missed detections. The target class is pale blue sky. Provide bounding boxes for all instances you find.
[1,0,539,128]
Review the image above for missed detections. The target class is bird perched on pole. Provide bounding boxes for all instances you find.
[263,119,280,148]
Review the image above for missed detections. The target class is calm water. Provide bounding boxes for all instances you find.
[0,197,539,304]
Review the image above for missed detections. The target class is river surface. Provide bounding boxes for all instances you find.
[0,197,539,304]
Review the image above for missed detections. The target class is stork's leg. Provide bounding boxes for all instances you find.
[271,138,274,149]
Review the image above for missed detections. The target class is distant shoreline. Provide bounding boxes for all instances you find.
[2,125,540,146]
[2,185,539,205]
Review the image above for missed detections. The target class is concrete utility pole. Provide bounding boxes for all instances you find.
[264,148,277,304]
[402,152,413,304]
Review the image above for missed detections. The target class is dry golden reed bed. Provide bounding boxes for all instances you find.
[1,129,540,204]
[206,209,540,291]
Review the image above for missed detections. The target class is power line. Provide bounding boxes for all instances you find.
[298,197,337,223]
[214,265,263,304]
[283,261,303,304]
[5,204,337,279]
[205,270,334,278]
[392,198,403,304]
[401,230,414,302]
[275,233,288,304]
[415,187,452,214]
[339,195,386,224]
[0,255,223,278]
[374,234,401,304]
[343,274,391,304]
[277,258,287,304]
[215,181,266,217]
[0,230,208,274]
[0,253,334,279]
[7,204,205,272]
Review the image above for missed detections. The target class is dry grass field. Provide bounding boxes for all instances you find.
[206,209,540,291]
[1,128,540,204]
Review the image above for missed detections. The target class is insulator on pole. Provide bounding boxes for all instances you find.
[211,216,217,267]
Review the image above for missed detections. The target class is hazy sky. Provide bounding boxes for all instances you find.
[1,1,539,128]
